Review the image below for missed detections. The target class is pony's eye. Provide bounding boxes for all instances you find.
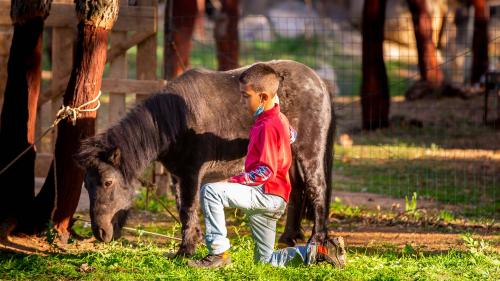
[103,180,113,187]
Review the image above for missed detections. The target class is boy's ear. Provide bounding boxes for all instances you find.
[260,92,270,102]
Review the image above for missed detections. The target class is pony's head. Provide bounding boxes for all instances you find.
[75,136,134,242]
[74,92,190,242]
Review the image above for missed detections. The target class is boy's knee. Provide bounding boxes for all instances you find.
[200,183,216,200]
[200,183,210,198]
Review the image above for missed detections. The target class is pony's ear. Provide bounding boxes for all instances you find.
[74,137,102,168]
[106,147,121,166]
[277,72,285,82]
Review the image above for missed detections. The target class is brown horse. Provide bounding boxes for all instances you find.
[75,60,335,256]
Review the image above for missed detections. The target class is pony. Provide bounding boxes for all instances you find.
[75,60,335,256]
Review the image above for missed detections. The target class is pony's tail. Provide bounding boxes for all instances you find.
[323,101,335,223]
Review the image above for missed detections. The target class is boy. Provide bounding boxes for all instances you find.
[188,63,346,268]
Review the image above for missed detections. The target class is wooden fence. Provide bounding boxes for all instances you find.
[0,0,170,183]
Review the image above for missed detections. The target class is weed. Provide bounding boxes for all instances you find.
[461,233,491,256]
[330,197,361,218]
[438,210,455,223]
[44,220,57,246]
[405,192,417,213]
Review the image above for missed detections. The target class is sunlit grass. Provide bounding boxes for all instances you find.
[2,230,499,281]
[334,142,499,218]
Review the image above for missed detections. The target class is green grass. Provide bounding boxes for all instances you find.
[1,233,499,281]
[5,195,497,280]
[334,143,499,218]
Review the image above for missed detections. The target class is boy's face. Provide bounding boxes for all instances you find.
[240,83,265,114]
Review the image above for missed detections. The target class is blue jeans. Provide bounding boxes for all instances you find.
[200,182,317,267]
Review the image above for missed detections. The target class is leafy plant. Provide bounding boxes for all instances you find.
[45,220,57,246]
[330,196,361,218]
[402,243,417,257]
[438,210,455,223]
[405,192,418,213]
[461,233,490,256]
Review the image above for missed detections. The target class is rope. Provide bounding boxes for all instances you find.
[55,91,101,126]
[0,91,102,176]
[74,218,183,242]
[51,150,58,221]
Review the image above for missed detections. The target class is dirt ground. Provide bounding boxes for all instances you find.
[2,226,498,257]
[336,230,499,253]
[334,191,465,212]
[2,202,499,257]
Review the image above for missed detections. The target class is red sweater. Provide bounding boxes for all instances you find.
[229,104,293,202]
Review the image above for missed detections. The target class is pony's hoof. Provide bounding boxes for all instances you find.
[278,231,306,247]
[163,251,177,259]
[277,237,296,247]
[309,232,328,245]
[175,245,196,258]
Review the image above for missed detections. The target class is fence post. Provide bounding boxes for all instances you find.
[136,0,157,104]
[108,5,128,124]
[0,25,12,109]
[50,6,74,150]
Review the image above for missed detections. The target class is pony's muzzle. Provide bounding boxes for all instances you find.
[94,226,113,242]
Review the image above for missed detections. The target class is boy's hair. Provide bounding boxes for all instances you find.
[239,63,280,97]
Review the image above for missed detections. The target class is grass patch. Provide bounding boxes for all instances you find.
[1,233,499,281]
[334,143,499,218]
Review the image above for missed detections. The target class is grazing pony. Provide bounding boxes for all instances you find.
[76,60,335,256]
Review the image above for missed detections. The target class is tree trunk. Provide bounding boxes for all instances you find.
[471,0,489,84]
[0,0,51,236]
[214,0,239,71]
[361,0,390,130]
[407,0,444,87]
[32,0,119,239]
[164,0,204,79]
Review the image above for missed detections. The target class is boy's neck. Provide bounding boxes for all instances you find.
[255,103,279,120]
[263,101,275,111]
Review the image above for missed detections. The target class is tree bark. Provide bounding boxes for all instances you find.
[214,0,239,71]
[0,0,51,236]
[361,0,390,130]
[32,0,119,239]
[470,0,489,84]
[406,0,444,87]
[164,0,204,79]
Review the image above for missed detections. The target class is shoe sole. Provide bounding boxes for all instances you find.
[324,237,346,268]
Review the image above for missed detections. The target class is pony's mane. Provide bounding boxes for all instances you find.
[76,92,188,182]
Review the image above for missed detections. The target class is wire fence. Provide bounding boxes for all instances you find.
[159,13,499,219]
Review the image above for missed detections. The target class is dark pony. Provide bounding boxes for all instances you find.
[76,60,335,256]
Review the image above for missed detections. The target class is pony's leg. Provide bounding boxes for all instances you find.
[176,175,203,256]
[278,160,306,247]
[297,154,329,244]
